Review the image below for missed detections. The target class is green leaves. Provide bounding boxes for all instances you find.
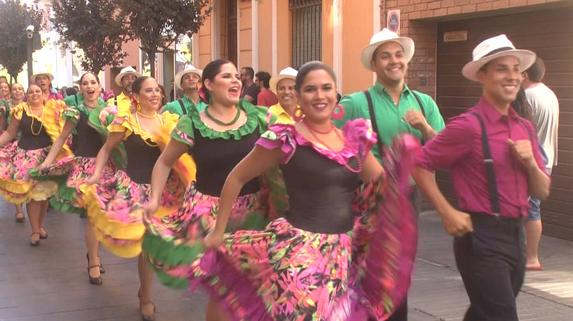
[0,0,42,81]
[52,0,130,73]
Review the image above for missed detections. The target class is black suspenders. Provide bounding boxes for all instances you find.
[364,89,427,158]
[177,98,187,115]
[470,112,501,215]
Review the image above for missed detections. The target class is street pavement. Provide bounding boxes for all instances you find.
[0,199,571,321]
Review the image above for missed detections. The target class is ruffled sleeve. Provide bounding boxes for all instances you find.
[61,105,81,125]
[42,100,72,157]
[105,106,132,138]
[171,115,195,147]
[88,105,127,169]
[157,111,196,186]
[341,118,377,161]
[256,124,297,164]
[10,102,25,121]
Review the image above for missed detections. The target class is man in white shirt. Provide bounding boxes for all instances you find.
[522,57,559,271]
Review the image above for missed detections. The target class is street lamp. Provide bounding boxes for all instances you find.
[26,24,35,83]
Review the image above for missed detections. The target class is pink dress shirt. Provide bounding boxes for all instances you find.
[416,98,547,218]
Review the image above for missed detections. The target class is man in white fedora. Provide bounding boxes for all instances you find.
[413,34,550,321]
[33,70,63,101]
[337,28,445,321]
[114,66,140,111]
[162,65,206,116]
[268,67,299,124]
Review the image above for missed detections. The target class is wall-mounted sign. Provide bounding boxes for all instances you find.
[443,30,468,42]
[387,9,400,34]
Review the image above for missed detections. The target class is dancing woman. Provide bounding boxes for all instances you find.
[32,72,119,284]
[1,83,26,222]
[200,61,418,321]
[142,59,272,320]
[82,76,190,321]
[0,84,66,245]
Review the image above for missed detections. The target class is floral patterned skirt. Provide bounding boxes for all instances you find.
[82,169,186,258]
[142,185,267,289]
[0,141,56,204]
[163,135,420,321]
[30,156,116,215]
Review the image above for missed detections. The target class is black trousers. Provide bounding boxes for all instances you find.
[454,213,525,321]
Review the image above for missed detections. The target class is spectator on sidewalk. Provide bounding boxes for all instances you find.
[163,65,206,116]
[255,71,278,107]
[33,70,64,101]
[240,66,259,104]
[522,57,559,271]
[114,66,140,112]
[413,34,550,321]
[337,28,445,321]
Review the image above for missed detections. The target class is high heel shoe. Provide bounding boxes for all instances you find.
[39,227,48,240]
[138,291,156,321]
[86,254,103,285]
[15,211,25,223]
[29,232,40,246]
[86,253,105,274]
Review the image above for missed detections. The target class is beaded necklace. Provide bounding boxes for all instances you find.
[303,121,363,173]
[26,104,44,136]
[134,111,162,147]
[204,105,241,126]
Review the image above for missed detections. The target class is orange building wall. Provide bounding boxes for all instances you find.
[198,14,213,69]
[321,0,334,68]
[276,0,292,71]
[257,0,272,72]
[238,0,252,68]
[341,0,374,94]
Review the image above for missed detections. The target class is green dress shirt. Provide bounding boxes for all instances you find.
[162,95,207,116]
[338,82,445,161]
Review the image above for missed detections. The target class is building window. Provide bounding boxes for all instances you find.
[290,0,322,68]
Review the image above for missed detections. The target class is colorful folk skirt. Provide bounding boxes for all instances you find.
[163,135,419,321]
[82,170,187,258]
[142,185,267,288]
[30,156,116,215]
[0,141,57,204]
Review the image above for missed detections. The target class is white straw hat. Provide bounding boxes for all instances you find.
[31,69,54,82]
[462,34,536,82]
[174,65,203,90]
[270,67,298,93]
[114,66,141,87]
[361,28,415,70]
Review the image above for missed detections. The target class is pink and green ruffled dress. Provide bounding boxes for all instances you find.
[82,109,193,258]
[29,102,127,215]
[169,119,419,321]
[0,101,67,204]
[142,101,280,288]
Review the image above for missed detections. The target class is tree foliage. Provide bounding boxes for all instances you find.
[118,0,212,77]
[0,0,42,82]
[52,0,130,74]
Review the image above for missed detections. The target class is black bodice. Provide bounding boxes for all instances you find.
[18,113,51,150]
[281,146,361,234]
[124,134,161,184]
[72,112,103,157]
[190,127,261,197]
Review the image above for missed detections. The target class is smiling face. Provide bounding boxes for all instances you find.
[134,78,162,112]
[79,73,101,103]
[27,84,43,105]
[0,82,10,99]
[11,84,24,102]
[477,55,523,107]
[276,78,297,109]
[371,41,408,87]
[296,69,337,124]
[205,63,242,106]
